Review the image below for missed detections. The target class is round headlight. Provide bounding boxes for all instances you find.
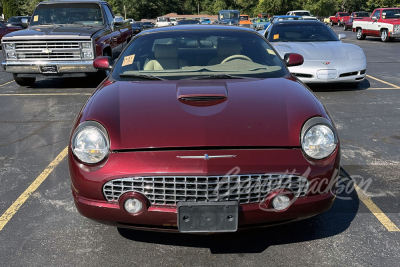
[72,121,109,164]
[301,118,337,160]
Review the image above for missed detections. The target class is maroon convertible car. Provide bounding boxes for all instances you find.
[69,25,340,233]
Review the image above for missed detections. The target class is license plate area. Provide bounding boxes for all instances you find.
[40,65,58,74]
[177,201,238,233]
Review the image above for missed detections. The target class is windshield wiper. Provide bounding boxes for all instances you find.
[119,74,164,80]
[188,74,245,80]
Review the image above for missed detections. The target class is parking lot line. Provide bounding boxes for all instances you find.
[366,75,400,89]
[0,147,68,232]
[355,184,400,232]
[0,93,92,96]
[0,80,15,87]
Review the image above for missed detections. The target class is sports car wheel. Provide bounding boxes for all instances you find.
[381,29,389,42]
[357,28,366,40]
[343,24,347,31]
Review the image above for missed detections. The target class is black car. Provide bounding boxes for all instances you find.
[130,23,144,34]
[177,20,200,25]
[6,16,31,27]
[141,22,154,29]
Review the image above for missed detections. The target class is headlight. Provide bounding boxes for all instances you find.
[81,42,92,49]
[82,51,93,59]
[72,121,110,164]
[5,43,15,50]
[7,52,17,59]
[301,117,338,160]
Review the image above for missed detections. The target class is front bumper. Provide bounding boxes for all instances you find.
[69,148,340,232]
[389,32,400,38]
[1,60,97,74]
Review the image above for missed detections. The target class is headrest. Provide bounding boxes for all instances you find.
[154,44,178,59]
[217,42,241,57]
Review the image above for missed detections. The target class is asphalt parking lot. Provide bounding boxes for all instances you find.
[0,26,399,266]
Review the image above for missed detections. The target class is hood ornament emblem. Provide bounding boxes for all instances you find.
[322,62,331,65]
[177,154,236,160]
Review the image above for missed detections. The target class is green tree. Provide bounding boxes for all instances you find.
[3,0,18,20]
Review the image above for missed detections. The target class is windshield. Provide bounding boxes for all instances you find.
[178,20,200,25]
[274,17,303,22]
[268,23,339,42]
[339,13,350,16]
[30,3,103,26]
[240,16,249,20]
[382,9,400,19]
[158,17,169,22]
[112,30,286,81]
[293,12,310,16]
[202,19,210,21]
[355,12,369,17]
[219,12,239,20]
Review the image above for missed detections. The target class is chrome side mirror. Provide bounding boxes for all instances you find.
[113,17,123,25]
[21,18,29,28]
[338,33,346,40]
[371,16,378,21]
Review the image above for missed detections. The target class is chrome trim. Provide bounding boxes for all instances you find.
[177,154,236,160]
[1,60,97,73]
[103,174,310,205]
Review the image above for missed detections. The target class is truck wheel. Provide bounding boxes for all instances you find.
[380,30,389,42]
[13,74,36,86]
[356,28,366,40]
[330,21,334,26]
[343,24,347,31]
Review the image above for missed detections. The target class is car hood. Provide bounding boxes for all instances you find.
[272,41,364,61]
[2,25,102,40]
[83,78,328,150]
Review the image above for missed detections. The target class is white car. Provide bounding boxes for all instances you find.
[155,17,172,27]
[286,10,315,20]
[265,20,367,85]
[170,18,178,25]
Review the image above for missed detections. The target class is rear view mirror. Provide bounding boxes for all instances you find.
[21,18,29,28]
[284,53,304,67]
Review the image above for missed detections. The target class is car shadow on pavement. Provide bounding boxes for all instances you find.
[117,168,359,254]
[26,77,101,90]
[309,79,370,92]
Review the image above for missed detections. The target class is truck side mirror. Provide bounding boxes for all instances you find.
[21,18,29,28]
[113,17,123,25]
[371,16,378,21]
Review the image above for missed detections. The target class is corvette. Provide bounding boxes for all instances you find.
[69,25,340,233]
[264,20,367,85]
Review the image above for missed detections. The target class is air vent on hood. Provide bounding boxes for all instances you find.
[179,95,227,101]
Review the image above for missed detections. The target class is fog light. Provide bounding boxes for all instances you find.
[83,52,93,59]
[272,195,291,211]
[124,198,143,214]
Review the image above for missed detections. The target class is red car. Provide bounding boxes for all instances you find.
[343,11,369,31]
[0,21,21,42]
[68,25,340,233]
[330,12,350,26]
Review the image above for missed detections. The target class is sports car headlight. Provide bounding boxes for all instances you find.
[394,25,400,34]
[301,117,337,160]
[72,121,110,164]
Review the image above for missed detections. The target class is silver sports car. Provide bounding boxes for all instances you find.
[264,20,366,85]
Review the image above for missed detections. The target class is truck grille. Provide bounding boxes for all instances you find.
[11,41,83,60]
[103,174,309,206]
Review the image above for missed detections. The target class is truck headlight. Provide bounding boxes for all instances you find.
[81,42,92,49]
[72,121,110,164]
[7,52,17,59]
[394,25,400,34]
[5,43,15,50]
[301,117,338,160]
[83,52,93,59]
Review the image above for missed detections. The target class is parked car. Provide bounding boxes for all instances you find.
[141,22,154,29]
[176,20,200,25]
[1,0,133,86]
[69,25,340,233]
[254,18,270,30]
[264,20,366,85]
[170,18,178,26]
[130,22,144,34]
[126,18,135,24]
[329,12,350,26]
[343,11,369,31]
[218,10,240,25]
[201,18,211,24]
[155,17,172,27]
[353,8,400,42]
[0,21,22,43]
[258,13,269,18]
[263,15,304,30]
[323,17,330,24]
[239,14,253,28]
[5,16,31,27]
[286,10,315,20]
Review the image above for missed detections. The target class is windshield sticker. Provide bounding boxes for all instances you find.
[267,49,275,55]
[34,15,39,22]
[122,55,135,66]
[274,34,279,39]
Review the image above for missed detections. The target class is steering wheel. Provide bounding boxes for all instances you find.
[221,55,253,64]
[309,34,325,40]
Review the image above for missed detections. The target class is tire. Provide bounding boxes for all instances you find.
[356,28,366,40]
[380,29,389,42]
[13,74,36,86]
[330,21,334,26]
[343,24,347,31]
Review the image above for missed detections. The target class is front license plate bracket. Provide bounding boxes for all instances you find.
[177,201,238,233]
[40,65,58,74]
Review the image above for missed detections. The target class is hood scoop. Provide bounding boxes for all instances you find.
[176,81,228,107]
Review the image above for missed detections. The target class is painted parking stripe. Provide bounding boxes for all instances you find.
[0,147,68,232]
[355,184,400,232]
[0,80,15,87]
[366,75,400,89]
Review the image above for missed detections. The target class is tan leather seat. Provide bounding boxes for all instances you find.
[207,42,242,65]
[144,44,188,70]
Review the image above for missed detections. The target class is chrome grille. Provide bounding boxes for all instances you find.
[103,174,309,206]
[11,41,83,60]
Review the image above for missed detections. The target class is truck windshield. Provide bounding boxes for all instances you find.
[293,12,310,16]
[219,12,239,20]
[30,3,104,26]
[355,13,369,17]
[382,9,400,19]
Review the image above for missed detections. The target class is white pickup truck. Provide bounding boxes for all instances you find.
[353,7,400,42]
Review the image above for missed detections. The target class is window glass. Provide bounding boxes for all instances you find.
[103,5,114,24]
